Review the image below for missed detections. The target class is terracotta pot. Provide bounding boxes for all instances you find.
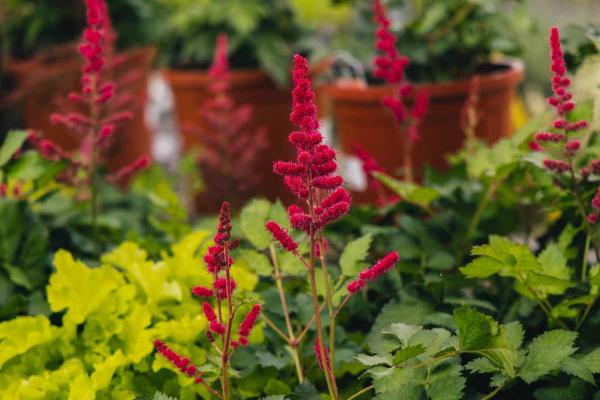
[6,46,155,172]
[323,61,525,203]
[163,68,296,204]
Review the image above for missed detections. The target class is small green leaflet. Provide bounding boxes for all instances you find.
[373,172,440,208]
[339,234,372,277]
[0,131,28,168]
[519,330,578,383]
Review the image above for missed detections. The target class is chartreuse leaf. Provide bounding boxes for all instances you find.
[0,130,28,167]
[519,330,578,383]
[0,315,58,368]
[48,250,124,325]
[340,234,372,277]
[355,353,393,366]
[373,172,440,208]
[559,357,595,384]
[102,242,182,303]
[91,350,127,390]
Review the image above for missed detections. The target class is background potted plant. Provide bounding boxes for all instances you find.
[1,0,157,171]
[324,0,531,193]
[157,0,349,201]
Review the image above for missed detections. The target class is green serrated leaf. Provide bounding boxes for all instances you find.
[393,345,426,365]
[453,306,494,351]
[425,364,466,400]
[465,357,500,374]
[560,357,595,384]
[340,234,372,277]
[355,353,393,367]
[582,348,600,373]
[519,330,578,383]
[373,172,440,208]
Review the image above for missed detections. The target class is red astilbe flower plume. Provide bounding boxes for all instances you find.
[156,201,262,398]
[185,34,268,210]
[270,54,351,240]
[33,0,150,191]
[153,339,205,383]
[372,0,428,183]
[531,27,591,176]
[346,252,400,294]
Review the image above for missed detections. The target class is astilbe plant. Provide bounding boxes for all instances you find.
[264,54,400,399]
[185,34,268,210]
[27,0,149,233]
[530,26,600,281]
[154,202,261,400]
[373,0,428,183]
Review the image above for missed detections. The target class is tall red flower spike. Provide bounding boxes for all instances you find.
[30,0,149,191]
[185,34,268,210]
[373,0,428,182]
[531,27,589,174]
[268,54,351,242]
[153,201,261,399]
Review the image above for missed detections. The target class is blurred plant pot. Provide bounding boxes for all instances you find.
[6,45,155,172]
[163,68,296,206]
[323,60,524,203]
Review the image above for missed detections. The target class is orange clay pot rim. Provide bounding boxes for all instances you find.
[162,68,275,89]
[323,59,525,101]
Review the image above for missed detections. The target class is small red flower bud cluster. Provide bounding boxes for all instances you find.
[589,188,600,225]
[272,54,351,234]
[237,304,262,347]
[265,221,298,252]
[314,337,332,372]
[373,0,428,144]
[153,340,205,384]
[346,252,400,294]
[531,27,590,175]
[186,34,268,210]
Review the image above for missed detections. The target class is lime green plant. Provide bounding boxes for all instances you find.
[0,232,262,399]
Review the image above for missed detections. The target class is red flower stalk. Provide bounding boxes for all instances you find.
[314,337,332,372]
[265,221,298,252]
[347,252,400,295]
[531,27,590,175]
[592,188,600,211]
[105,155,150,184]
[186,34,268,210]
[372,0,428,182]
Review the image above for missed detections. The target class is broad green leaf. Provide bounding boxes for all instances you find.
[48,250,124,325]
[373,172,440,208]
[560,357,595,384]
[519,330,578,383]
[238,249,272,276]
[91,350,127,390]
[0,130,28,167]
[425,364,466,400]
[453,306,494,351]
[241,199,274,250]
[340,234,372,276]
[384,323,422,347]
[582,348,600,373]
[153,392,178,400]
[3,263,32,290]
[264,379,291,396]
[372,366,423,395]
